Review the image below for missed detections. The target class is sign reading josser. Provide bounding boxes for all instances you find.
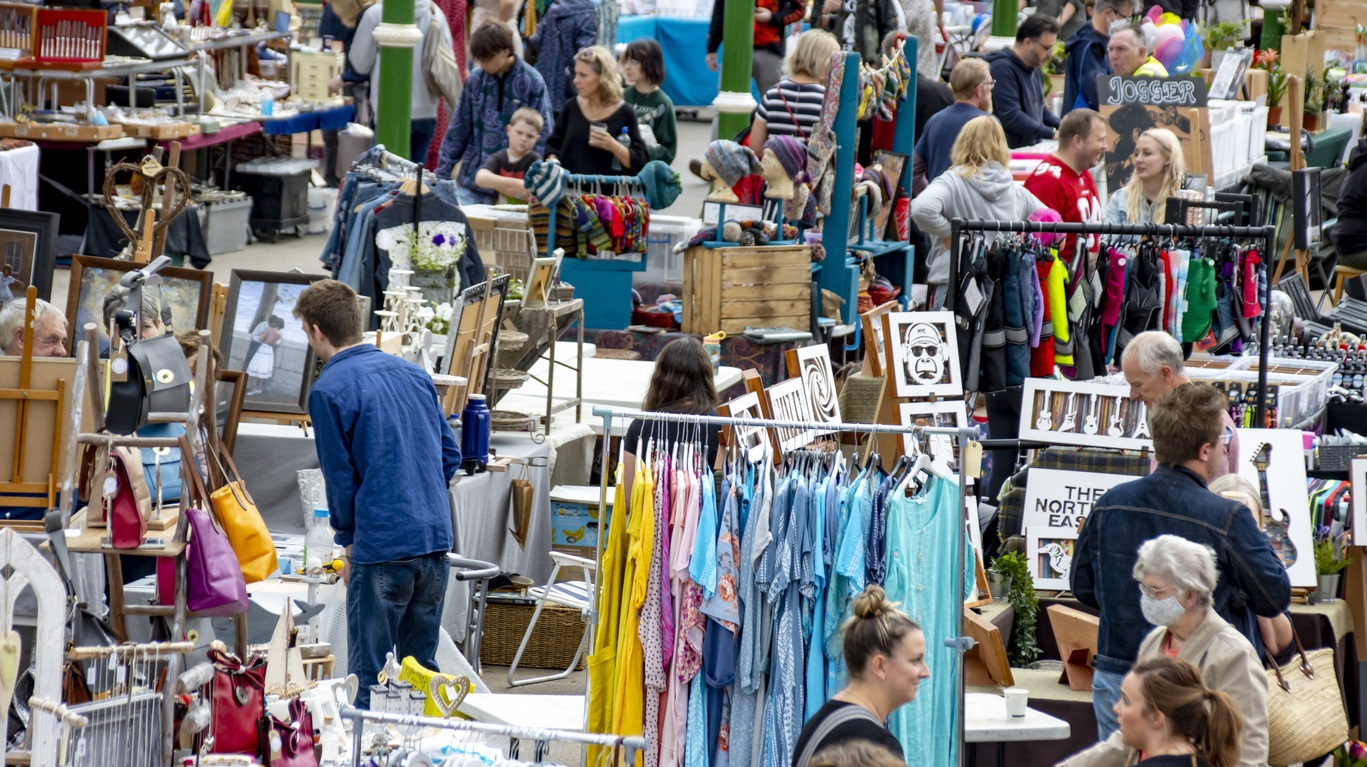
[1097,75,1212,194]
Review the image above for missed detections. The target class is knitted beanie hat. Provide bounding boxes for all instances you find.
[764,136,810,184]
[637,160,682,210]
[524,159,566,206]
[705,140,761,187]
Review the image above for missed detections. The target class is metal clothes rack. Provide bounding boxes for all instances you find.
[339,707,648,766]
[542,171,648,257]
[588,406,980,767]
[947,217,1278,426]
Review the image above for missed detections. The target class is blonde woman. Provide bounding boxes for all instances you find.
[1105,128,1185,225]
[1206,473,1294,659]
[912,115,1046,306]
[546,45,647,175]
[748,29,842,149]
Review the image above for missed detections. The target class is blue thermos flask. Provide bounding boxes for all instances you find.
[460,394,491,474]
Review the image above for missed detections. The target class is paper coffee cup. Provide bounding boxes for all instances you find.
[1004,687,1029,718]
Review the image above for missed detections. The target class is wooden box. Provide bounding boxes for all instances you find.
[0,122,123,141]
[682,244,812,335]
[290,49,344,101]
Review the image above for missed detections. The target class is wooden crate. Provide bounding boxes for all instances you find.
[682,244,812,335]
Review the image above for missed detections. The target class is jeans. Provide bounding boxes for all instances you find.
[455,185,494,207]
[348,552,449,709]
[410,118,438,164]
[1092,667,1125,741]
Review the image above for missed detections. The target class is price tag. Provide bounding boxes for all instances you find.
[964,441,984,479]
[103,476,118,497]
[963,279,984,316]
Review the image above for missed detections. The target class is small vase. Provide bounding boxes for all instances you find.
[1267,106,1283,128]
[411,266,457,306]
[1315,573,1340,602]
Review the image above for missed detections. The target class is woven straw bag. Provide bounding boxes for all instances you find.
[1265,631,1347,766]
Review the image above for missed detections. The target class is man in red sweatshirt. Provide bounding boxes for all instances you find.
[1024,108,1107,264]
[706,0,807,97]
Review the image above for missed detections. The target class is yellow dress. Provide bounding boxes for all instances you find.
[587,468,629,761]
[605,456,655,760]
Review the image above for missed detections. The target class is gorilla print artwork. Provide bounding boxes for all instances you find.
[885,311,963,398]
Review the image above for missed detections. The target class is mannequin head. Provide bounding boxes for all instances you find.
[698,159,739,203]
[760,149,795,200]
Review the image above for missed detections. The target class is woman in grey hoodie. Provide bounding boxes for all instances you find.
[912,115,1045,307]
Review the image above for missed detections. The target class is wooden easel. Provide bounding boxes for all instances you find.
[1272,75,1309,286]
[963,608,1014,687]
[1048,603,1100,691]
[444,278,503,417]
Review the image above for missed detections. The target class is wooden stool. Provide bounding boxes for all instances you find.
[1333,265,1367,304]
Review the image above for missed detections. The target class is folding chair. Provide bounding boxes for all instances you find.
[506,550,596,687]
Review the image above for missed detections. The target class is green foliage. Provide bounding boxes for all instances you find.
[1306,73,1324,115]
[1316,537,1349,575]
[990,551,1041,666]
[1203,21,1245,52]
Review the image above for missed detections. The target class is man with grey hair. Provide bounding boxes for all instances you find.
[0,297,68,358]
[1121,330,1238,477]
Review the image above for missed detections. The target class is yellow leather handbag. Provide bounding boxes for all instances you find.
[209,436,277,583]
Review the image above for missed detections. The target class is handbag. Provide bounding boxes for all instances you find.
[208,436,278,583]
[138,422,186,504]
[177,435,249,617]
[106,448,152,548]
[107,329,193,436]
[40,509,119,704]
[509,461,535,549]
[1265,630,1348,766]
[260,698,318,767]
[422,4,462,109]
[208,646,267,756]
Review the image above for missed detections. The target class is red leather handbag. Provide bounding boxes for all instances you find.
[261,698,318,767]
[107,449,150,549]
[208,647,266,755]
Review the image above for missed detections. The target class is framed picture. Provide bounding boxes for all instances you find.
[897,400,966,467]
[883,311,962,398]
[219,270,328,415]
[787,344,841,432]
[871,150,908,239]
[1018,378,1150,451]
[860,300,898,377]
[1027,525,1079,591]
[443,275,511,386]
[65,256,212,355]
[1021,468,1131,536]
[523,251,563,307]
[764,377,816,453]
[216,368,247,453]
[1237,429,1316,588]
[0,208,58,303]
[718,390,768,463]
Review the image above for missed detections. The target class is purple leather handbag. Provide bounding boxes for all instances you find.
[178,435,248,617]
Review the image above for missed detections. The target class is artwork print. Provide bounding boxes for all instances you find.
[765,377,816,453]
[1028,526,1079,591]
[791,344,841,431]
[1236,428,1316,588]
[1018,378,1151,451]
[220,271,327,415]
[897,401,966,467]
[721,391,768,463]
[0,209,57,301]
[884,311,962,398]
[0,229,35,307]
[66,256,211,354]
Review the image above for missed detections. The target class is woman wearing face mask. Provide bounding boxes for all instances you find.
[1058,535,1267,767]
[1113,658,1244,767]
[1104,127,1185,225]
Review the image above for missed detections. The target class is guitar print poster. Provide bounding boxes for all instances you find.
[1235,428,1315,588]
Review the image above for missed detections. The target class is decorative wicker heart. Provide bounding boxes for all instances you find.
[428,674,470,718]
[102,155,192,252]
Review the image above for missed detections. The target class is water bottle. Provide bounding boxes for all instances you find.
[304,508,334,571]
[460,394,491,475]
[612,126,630,171]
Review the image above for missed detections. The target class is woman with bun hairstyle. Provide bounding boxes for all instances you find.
[791,585,928,767]
[1114,657,1243,767]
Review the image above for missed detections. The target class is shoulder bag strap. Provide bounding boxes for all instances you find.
[206,431,257,509]
[793,704,883,767]
[777,85,809,141]
[1265,624,1312,692]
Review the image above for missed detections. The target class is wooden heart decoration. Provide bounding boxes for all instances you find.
[102,155,193,251]
[339,674,359,706]
[427,674,469,718]
[0,630,21,722]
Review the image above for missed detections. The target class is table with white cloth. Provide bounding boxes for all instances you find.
[0,140,40,210]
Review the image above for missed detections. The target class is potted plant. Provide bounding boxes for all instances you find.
[986,557,1014,599]
[1314,526,1348,601]
[988,551,1041,666]
[1202,20,1245,69]
[1255,49,1288,127]
[1304,72,1323,131]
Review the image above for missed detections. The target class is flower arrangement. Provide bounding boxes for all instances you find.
[1334,740,1367,767]
[1315,525,1349,576]
[408,230,467,272]
[1255,48,1288,107]
[417,302,455,335]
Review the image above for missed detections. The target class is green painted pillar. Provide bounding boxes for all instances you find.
[991,0,1018,39]
[714,0,757,139]
[373,0,421,158]
[1261,8,1286,53]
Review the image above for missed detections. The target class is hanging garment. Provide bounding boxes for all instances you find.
[587,470,631,762]
[608,456,655,744]
[1183,256,1217,343]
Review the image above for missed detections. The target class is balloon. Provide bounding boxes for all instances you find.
[1152,24,1185,68]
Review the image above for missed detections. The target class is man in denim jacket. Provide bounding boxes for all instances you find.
[1071,382,1290,742]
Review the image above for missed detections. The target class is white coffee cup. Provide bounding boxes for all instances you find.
[1004,687,1029,718]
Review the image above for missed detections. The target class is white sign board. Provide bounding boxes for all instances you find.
[1019,378,1152,451]
[1353,458,1367,546]
[1022,469,1134,590]
[1236,429,1316,589]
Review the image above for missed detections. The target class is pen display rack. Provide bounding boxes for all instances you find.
[0,3,37,58]
[33,7,106,67]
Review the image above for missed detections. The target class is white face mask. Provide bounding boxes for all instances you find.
[1140,593,1186,627]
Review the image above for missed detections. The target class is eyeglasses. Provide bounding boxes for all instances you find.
[1221,425,1234,445]
[980,79,996,89]
[1138,583,1171,599]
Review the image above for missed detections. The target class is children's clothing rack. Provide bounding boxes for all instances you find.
[947,217,1278,425]
[543,171,649,257]
[588,405,979,765]
[339,707,648,766]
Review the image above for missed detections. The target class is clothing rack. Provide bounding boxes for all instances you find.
[544,171,648,258]
[589,405,980,766]
[339,707,648,765]
[947,217,1278,427]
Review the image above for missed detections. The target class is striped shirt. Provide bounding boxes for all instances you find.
[755,81,826,140]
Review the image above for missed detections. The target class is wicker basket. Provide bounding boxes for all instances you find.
[479,596,587,669]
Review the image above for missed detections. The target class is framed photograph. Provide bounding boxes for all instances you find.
[0,208,58,303]
[883,311,962,398]
[871,150,908,239]
[787,344,841,432]
[443,275,510,386]
[66,256,212,355]
[897,400,966,467]
[1018,378,1150,450]
[215,368,247,453]
[1027,525,1079,591]
[718,390,768,463]
[860,299,898,377]
[1237,429,1316,588]
[764,377,816,454]
[219,270,328,415]
[523,251,563,307]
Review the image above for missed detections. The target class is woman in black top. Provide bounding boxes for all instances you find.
[1115,658,1243,767]
[621,338,721,499]
[792,586,926,767]
[546,45,648,176]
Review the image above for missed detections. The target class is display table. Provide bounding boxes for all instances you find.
[616,15,716,108]
[965,692,1071,767]
[968,669,1094,766]
[261,103,357,136]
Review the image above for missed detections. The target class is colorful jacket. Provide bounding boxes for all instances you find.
[435,59,551,192]
[526,0,599,114]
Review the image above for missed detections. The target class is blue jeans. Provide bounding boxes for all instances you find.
[410,118,438,164]
[455,185,493,207]
[1092,667,1125,741]
[348,552,449,709]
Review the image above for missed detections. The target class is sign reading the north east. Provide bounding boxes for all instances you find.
[1021,468,1134,534]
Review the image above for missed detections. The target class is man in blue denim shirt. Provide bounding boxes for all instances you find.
[1071,382,1289,741]
[296,280,460,709]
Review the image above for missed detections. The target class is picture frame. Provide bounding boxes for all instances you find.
[870,150,908,240]
[1237,429,1316,588]
[1018,378,1150,450]
[215,368,247,453]
[1021,468,1132,538]
[219,270,329,415]
[523,251,563,307]
[0,208,58,303]
[764,377,816,454]
[718,390,768,463]
[897,400,966,467]
[786,343,841,432]
[65,256,213,355]
[883,311,962,398]
[443,275,510,385]
[1027,525,1079,591]
[860,299,898,377]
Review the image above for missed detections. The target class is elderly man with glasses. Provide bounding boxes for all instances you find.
[0,297,68,358]
[1070,382,1290,742]
[987,14,1062,148]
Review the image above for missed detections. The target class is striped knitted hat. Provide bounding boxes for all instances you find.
[765,136,810,184]
[704,140,761,188]
[524,159,566,206]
